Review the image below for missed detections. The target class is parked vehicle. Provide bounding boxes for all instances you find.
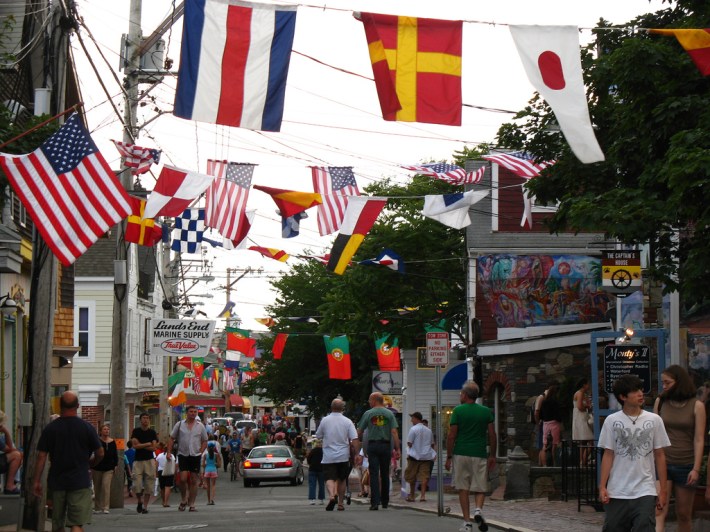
[242,445,304,487]
[211,417,232,436]
[224,411,245,424]
[236,420,257,433]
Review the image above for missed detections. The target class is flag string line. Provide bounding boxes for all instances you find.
[292,1,656,31]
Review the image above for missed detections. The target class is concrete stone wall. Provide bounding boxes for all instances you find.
[480,344,593,458]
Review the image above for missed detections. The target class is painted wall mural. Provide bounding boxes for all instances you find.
[477,254,611,327]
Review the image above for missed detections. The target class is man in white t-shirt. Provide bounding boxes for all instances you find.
[315,398,360,511]
[405,412,436,502]
[598,374,670,531]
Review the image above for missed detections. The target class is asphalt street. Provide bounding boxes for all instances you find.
[82,473,465,531]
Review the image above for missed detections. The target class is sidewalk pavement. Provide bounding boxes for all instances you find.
[373,484,683,532]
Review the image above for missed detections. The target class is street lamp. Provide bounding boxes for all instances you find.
[0,294,17,316]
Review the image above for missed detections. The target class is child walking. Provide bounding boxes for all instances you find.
[201,440,222,505]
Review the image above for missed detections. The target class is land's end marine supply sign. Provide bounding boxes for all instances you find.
[150,319,216,357]
[602,250,642,295]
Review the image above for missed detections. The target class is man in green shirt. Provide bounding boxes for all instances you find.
[445,381,496,532]
[357,392,401,511]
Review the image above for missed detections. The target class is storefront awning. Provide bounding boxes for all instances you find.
[230,394,251,408]
[441,362,468,390]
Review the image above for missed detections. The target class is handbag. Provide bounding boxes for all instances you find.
[163,455,176,476]
[586,411,594,426]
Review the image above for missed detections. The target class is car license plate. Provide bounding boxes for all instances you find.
[261,463,274,469]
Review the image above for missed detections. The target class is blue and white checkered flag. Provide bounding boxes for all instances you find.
[171,208,205,254]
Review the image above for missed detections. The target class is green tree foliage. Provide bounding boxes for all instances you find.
[243,175,472,417]
[495,0,710,305]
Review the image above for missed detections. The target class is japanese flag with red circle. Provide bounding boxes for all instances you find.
[510,26,604,164]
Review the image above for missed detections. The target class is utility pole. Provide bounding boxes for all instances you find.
[109,0,141,509]
[21,3,65,529]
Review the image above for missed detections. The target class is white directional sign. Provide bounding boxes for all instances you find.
[426,332,450,366]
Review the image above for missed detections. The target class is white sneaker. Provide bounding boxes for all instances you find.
[309,500,316,505]
[473,511,488,532]
[318,500,325,505]
[459,523,473,532]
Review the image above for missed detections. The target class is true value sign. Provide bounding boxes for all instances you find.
[426,331,450,366]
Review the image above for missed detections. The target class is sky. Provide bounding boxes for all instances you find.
[71,0,665,330]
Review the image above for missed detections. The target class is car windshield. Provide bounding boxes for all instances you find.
[250,448,290,459]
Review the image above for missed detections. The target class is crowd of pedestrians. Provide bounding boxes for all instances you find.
[34,369,710,532]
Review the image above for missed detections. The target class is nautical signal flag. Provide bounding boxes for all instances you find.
[272,333,289,360]
[0,113,132,266]
[174,0,297,131]
[125,196,163,246]
[375,334,401,371]
[327,196,387,275]
[358,13,462,125]
[143,165,214,219]
[649,29,710,76]
[226,327,256,357]
[324,335,351,380]
[248,246,289,262]
[359,249,404,273]
[509,26,604,164]
[253,185,322,218]
[422,190,489,230]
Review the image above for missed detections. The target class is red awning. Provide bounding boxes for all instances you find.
[230,394,245,407]
[184,395,226,408]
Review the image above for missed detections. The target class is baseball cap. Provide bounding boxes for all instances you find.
[409,411,423,420]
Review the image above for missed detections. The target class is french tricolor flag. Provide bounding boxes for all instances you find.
[174,0,297,132]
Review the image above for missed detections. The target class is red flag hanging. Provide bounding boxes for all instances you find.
[375,334,401,371]
[273,333,289,360]
[324,335,351,380]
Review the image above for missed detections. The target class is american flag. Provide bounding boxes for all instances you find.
[223,370,236,391]
[402,162,484,185]
[0,114,132,266]
[205,160,254,243]
[112,140,160,175]
[481,152,555,179]
[311,166,360,236]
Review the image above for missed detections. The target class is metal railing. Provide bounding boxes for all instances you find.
[560,440,603,512]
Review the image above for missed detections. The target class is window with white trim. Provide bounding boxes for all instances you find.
[74,301,96,361]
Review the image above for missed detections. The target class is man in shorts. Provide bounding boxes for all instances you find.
[445,381,496,532]
[32,391,103,531]
[405,411,435,502]
[167,405,208,512]
[130,413,158,514]
[315,398,360,511]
